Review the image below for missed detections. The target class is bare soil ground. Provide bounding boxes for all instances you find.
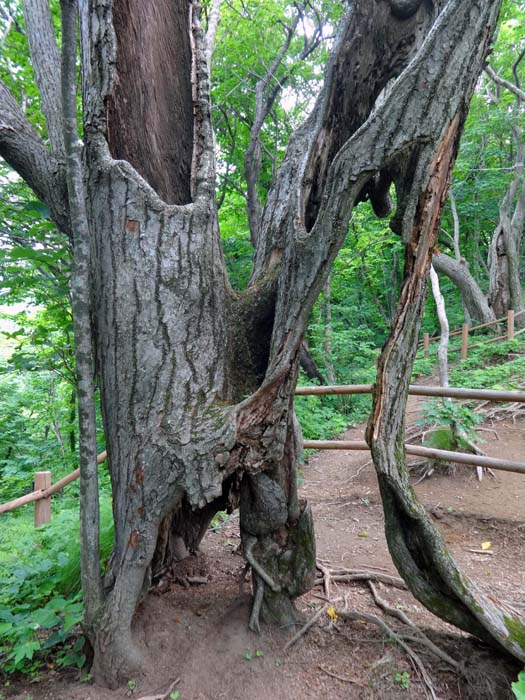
[4,397,525,700]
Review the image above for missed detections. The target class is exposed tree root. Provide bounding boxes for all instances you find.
[283,604,329,652]
[318,664,367,687]
[287,560,465,699]
[338,610,439,700]
[367,581,462,671]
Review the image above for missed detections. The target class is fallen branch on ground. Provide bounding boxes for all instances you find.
[283,604,329,652]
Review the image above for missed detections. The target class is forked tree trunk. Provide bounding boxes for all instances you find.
[2,0,525,690]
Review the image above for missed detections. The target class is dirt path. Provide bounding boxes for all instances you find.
[5,402,525,700]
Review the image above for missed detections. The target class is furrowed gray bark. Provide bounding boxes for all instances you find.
[59,0,102,633]
[22,0,64,156]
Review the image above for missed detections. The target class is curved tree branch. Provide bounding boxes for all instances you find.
[432,252,495,325]
[485,64,525,102]
[0,79,70,235]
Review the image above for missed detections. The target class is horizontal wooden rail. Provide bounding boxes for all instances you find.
[295,384,525,403]
[0,451,107,516]
[303,441,525,475]
[420,309,525,346]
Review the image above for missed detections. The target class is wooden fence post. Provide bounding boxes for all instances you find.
[34,471,52,527]
[423,333,430,357]
[461,323,469,360]
[507,309,515,340]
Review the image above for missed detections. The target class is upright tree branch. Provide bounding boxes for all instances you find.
[59,0,102,626]
[244,2,325,244]
[205,0,222,73]
[22,0,65,156]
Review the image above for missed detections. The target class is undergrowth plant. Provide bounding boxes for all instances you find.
[513,670,525,700]
[0,497,113,675]
[418,399,483,452]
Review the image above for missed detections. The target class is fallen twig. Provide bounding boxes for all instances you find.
[137,678,180,700]
[283,604,329,652]
[338,610,438,700]
[318,664,367,687]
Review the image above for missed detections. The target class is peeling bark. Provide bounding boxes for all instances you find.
[367,10,525,658]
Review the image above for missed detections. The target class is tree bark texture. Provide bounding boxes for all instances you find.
[366,2,525,662]
[3,0,524,688]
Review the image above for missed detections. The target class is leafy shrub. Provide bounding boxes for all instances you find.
[513,670,525,700]
[417,399,482,451]
[0,497,114,675]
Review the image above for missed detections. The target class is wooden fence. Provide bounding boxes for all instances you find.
[421,309,525,360]
[3,348,525,526]
[296,382,525,474]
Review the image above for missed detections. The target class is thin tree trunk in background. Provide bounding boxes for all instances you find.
[449,190,472,326]
[487,55,525,324]
[60,0,102,639]
[323,275,336,385]
[429,265,449,388]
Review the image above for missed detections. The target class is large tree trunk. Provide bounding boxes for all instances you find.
[3,0,525,690]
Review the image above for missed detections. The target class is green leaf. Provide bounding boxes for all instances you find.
[32,607,59,629]
[0,621,13,636]
[512,671,525,700]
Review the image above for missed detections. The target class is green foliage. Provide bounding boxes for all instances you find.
[294,390,348,443]
[512,671,525,700]
[394,671,410,690]
[0,498,114,675]
[418,400,482,452]
[450,341,525,390]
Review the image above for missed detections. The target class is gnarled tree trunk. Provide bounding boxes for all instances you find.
[2,0,524,690]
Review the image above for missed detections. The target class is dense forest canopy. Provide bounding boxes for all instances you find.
[0,0,524,688]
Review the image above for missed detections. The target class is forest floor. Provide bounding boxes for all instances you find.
[5,392,525,700]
